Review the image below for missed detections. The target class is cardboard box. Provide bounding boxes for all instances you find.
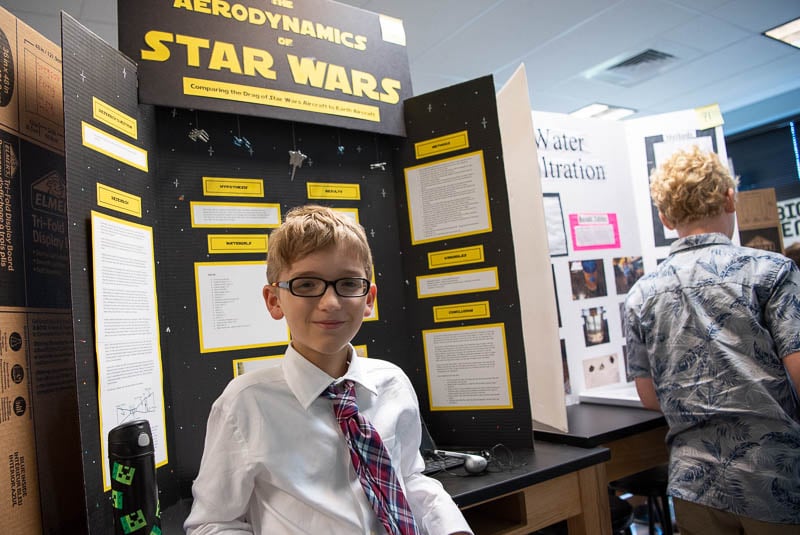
[0,308,42,535]
[0,7,80,534]
[737,188,784,253]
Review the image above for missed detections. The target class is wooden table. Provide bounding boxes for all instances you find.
[534,403,669,482]
[435,441,612,535]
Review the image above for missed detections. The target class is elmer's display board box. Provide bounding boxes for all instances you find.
[1,6,83,534]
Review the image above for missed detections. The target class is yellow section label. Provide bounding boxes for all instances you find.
[92,97,138,139]
[202,177,265,197]
[81,121,148,172]
[183,77,381,123]
[695,103,724,129]
[207,234,268,254]
[433,301,491,323]
[96,183,142,218]
[353,345,368,358]
[415,130,469,159]
[428,245,485,269]
[307,182,361,200]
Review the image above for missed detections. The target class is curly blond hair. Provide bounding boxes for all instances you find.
[266,205,373,283]
[649,145,738,227]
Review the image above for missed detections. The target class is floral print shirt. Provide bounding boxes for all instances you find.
[625,233,800,523]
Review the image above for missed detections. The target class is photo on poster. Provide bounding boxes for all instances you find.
[570,259,607,300]
[553,265,561,327]
[613,256,644,295]
[560,339,571,395]
[582,353,621,389]
[581,306,609,346]
[568,213,620,251]
[542,193,568,256]
[644,129,717,247]
[621,345,634,383]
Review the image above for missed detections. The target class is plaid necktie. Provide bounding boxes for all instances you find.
[323,380,420,535]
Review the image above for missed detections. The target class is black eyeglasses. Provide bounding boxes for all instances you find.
[270,277,371,298]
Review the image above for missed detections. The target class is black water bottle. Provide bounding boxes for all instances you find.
[108,420,160,534]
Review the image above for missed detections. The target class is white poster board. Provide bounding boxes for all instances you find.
[497,66,567,431]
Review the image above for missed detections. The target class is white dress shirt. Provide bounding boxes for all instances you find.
[184,345,473,535]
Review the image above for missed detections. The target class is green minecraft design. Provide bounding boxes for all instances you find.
[120,509,147,533]
[149,526,162,535]
[112,489,123,509]
[112,461,136,486]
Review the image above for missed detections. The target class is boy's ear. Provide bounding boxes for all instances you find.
[263,285,285,320]
[363,283,377,318]
[724,187,736,213]
[658,211,675,230]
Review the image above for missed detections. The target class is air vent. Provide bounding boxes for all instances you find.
[587,49,678,87]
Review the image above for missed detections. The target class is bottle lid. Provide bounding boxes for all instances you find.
[108,420,155,458]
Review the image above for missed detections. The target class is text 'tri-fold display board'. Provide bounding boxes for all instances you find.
[55,3,540,533]
[117,0,413,136]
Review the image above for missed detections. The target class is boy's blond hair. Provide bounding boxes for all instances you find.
[267,205,373,283]
[649,145,739,227]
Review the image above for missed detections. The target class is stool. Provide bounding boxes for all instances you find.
[608,464,672,535]
[608,490,634,534]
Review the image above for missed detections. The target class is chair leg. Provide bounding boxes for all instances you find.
[659,495,673,535]
[647,498,657,534]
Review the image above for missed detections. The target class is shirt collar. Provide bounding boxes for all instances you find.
[669,232,732,255]
[282,345,378,410]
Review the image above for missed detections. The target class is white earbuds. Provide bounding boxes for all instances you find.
[433,449,488,474]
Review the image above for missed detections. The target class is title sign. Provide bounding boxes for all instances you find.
[117,0,412,136]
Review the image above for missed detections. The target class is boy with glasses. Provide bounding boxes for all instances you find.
[185,205,472,535]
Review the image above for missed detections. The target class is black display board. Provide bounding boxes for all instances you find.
[155,107,407,478]
[397,77,533,448]
[61,13,159,532]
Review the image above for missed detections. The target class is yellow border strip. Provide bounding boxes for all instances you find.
[422,323,513,411]
[428,245,485,269]
[432,301,491,323]
[202,177,265,198]
[190,201,281,228]
[194,261,291,353]
[364,268,379,322]
[232,354,283,377]
[414,130,469,159]
[333,207,360,223]
[92,96,137,139]
[404,150,492,245]
[207,234,268,254]
[184,76,381,123]
[307,182,361,200]
[416,266,499,299]
[91,211,168,490]
[81,121,148,172]
[96,183,142,218]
